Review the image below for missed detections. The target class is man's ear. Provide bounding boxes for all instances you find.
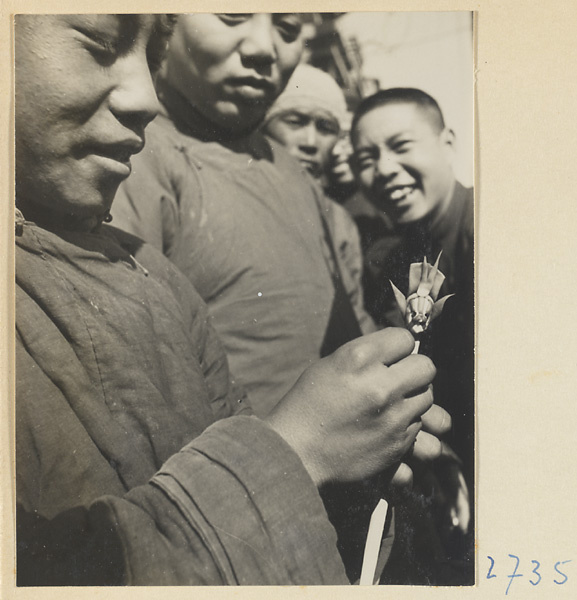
[440,127,456,164]
[441,127,456,148]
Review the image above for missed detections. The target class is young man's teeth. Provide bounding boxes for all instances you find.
[389,186,413,201]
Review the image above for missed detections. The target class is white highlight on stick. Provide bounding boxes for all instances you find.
[359,498,389,585]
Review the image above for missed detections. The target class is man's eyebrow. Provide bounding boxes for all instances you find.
[281,110,307,117]
[353,146,377,156]
[389,132,413,142]
[317,115,339,125]
[355,130,413,151]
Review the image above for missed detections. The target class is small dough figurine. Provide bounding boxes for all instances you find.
[390,252,453,340]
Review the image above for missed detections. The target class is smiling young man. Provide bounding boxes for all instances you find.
[351,88,473,301]
[351,88,474,583]
[350,88,473,445]
[14,15,450,586]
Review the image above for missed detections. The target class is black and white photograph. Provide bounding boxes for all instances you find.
[11,11,475,587]
[4,2,576,596]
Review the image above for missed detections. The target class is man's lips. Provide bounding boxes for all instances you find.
[225,76,277,100]
[88,138,145,163]
[297,157,321,176]
[228,76,276,91]
[79,138,145,177]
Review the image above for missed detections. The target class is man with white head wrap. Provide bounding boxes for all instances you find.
[264,64,348,185]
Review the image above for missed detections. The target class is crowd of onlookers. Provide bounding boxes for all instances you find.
[15,13,473,586]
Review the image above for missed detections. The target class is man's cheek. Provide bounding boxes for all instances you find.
[359,173,372,194]
[278,48,302,82]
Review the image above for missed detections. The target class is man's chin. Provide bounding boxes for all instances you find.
[391,209,422,226]
[372,195,429,226]
[297,161,322,180]
[216,102,270,135]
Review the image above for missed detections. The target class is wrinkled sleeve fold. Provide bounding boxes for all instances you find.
[18,417,348,586]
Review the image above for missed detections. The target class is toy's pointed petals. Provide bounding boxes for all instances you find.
[390,280,407,314]
[420,260,429,286]
[433,251,443,270]
[411,258,448,298]
[409,263,422,293]
[430,271,446,300]
[431,294,454,320]
[417,262,435,296]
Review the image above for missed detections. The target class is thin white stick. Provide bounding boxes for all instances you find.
[359,498,389,585]
[360,338,419,584]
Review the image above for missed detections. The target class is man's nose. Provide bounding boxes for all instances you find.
[375,149,400,179]
[299,123,318,152]
[110,53,160,130]
[239,14,276,67]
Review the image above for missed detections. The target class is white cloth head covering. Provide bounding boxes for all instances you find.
[264,64,347,129]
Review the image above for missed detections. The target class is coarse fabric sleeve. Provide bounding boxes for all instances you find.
[15,219,348,585]
[17,416,349,586]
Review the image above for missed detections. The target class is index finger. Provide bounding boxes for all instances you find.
[343,327,415,367]
[388,353,437,395]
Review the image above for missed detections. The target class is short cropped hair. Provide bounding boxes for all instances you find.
[351,88,446,141]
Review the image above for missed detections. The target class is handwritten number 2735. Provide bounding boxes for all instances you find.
[487,556,571,594]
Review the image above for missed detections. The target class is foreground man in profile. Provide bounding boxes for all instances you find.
[15,14,449,585]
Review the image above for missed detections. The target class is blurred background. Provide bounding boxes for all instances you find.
[301,12,474,187]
